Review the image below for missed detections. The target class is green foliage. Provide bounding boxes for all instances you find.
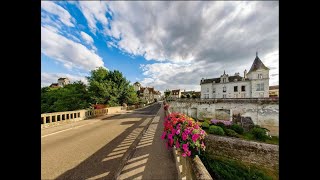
[192,94,197,98]
[208,125,225,136]
[87,67,139,106]
[199,154,273,180]
[201,121,210,129]
[251,127,269,141]
[164,89,171,98]
[186,94,191,98]
[215,122,226,129]
[230,124,244,134]
[41,67,139,114]
[181,94,186,98]
[41,81,90,113]
[225,129,239,138]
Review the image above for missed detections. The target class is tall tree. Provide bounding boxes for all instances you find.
[87,67,139,106]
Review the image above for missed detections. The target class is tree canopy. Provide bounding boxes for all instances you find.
[41,67,140,114]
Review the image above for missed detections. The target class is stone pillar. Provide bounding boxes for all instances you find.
[49,116,52,123]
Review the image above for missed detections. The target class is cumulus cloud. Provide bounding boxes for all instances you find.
[41,26,104,71]
[41,72,88,87]
[41,1,75,27]
[76,1,279,91]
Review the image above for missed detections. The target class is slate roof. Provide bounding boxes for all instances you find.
[248,55,269,73]
[200,75,249,84]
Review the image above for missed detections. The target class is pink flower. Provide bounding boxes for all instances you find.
[161,131,166,139]
[182,132,188,141]
[192,134,200,142]
[182,143,189,152]
[186,150,191,157]
[175,140,180,149]
[182,153,187,157]
[176,129,180,135]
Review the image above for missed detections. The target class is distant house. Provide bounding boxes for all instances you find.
[200,52,270,99]
[133,82,161,103]
[49,78,70,88]
[58,78,70,87]
[49,83,59,88]
[269,85,279,97]
[170,89,181,99]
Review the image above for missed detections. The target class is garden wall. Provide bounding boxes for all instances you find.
[205,134,279,174]
[168,99,279,136]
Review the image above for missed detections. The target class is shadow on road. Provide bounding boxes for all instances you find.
[56,103,161,180]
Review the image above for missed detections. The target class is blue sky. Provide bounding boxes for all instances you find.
[41,1,279,92]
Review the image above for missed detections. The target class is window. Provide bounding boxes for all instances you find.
[241,85,246,91]
[223,78,226,83]
[256,83,265,91]
[223,86,226,92]
[207,88,209,93]
[212,88,216,93]
[258,74,263,79]
[223,94,226,98]
[234,86,238,92]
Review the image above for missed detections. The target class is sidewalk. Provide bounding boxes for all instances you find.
[118,106,177,179]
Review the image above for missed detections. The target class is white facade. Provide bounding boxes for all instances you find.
[200,53,270,99]
[57,78,70,87]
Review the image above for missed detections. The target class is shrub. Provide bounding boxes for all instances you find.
[215,122,226,129]
[225,129,239,138]
[230,124,244,134]
[201,121,210,129]
[209,125,225,136]
[251,127,269,141]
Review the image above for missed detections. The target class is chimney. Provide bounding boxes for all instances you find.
[244,69,247,79]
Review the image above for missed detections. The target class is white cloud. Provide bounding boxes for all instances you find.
[41,25,104,71]
[78,1,109,34]
[80,31,94,45]
[41,1,75,27]
[75,1,278,91]
[41,72,88,87]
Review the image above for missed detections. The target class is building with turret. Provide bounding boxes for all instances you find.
[200,52,270,98]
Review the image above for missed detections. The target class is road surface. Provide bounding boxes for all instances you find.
[41,103,162,180]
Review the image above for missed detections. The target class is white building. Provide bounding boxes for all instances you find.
[200,53,270,99]
[50,77,70,88]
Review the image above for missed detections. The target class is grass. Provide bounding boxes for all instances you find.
[199,154,276,180]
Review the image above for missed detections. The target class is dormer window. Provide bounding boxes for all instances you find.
[223,78,226,83]
[258,74,263,79]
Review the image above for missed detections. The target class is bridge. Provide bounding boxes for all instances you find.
[41,102,181,179]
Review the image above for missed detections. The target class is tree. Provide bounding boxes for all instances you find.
[87,67,139,106]
[87,67,111,104]
[41,81,90,113]
[181,94,186,98]
[164,89,171,98]
[186,94,191,98]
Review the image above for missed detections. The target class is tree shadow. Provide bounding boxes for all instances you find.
[56,116,150,180]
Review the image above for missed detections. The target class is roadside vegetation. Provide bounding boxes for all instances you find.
[41,67,139,113]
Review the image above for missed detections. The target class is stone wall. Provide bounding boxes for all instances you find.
[168,99,279,136]
[205,134,279,176]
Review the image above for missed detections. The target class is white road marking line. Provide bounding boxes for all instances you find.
[41,121,97,138]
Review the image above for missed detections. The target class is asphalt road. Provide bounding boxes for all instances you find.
[41,103,161,180]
